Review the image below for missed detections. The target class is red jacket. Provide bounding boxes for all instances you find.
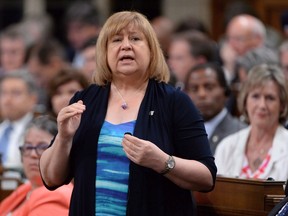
[0,182,73,216]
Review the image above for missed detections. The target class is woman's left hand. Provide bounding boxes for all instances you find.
[122,134,167,173]
[122,134,214,191]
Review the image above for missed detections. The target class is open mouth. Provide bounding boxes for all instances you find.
[120,55,134,61]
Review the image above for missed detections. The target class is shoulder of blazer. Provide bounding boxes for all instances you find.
[73,84,106,100]
[268,196,288,216]
[217,113,247,132]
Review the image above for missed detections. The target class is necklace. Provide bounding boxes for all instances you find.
[113,84,128,110]
[112,82,148,110]
[249,141,271,170]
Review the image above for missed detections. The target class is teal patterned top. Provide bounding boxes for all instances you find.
[95,120,136,215]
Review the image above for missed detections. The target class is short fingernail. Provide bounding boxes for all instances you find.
[124,132,132,136]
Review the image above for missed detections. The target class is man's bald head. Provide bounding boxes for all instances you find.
[226,14,266,56]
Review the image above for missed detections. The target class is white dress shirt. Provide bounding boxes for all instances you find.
[0,113,34,170]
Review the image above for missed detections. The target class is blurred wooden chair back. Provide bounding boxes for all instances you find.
[0,166,24,202]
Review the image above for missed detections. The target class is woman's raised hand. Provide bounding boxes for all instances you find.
[57,100,86,140]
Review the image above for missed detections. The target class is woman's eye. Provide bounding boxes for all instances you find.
[111,37,121,42]
[266,95,276,101]
[131,36,140,41]
[251,93,260,99]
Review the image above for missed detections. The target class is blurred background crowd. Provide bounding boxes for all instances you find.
[0,0,288,198]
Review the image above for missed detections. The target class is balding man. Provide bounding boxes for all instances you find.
[226,14,266,56]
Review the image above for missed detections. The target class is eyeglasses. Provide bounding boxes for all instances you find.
[19,143,49,157]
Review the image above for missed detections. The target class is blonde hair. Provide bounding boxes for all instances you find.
[238,64,288,124]
[92,11,170,85]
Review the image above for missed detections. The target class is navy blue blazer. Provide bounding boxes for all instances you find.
[56,79,216,216]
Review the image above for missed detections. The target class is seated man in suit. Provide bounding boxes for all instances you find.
[0,71,38,171]
[184,62,247,154]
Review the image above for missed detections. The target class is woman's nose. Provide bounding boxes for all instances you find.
[121,38,132,50]
[258,97,267,108]
[30,148,39,158]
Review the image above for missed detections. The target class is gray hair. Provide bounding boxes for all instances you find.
[0,23,33,49]
[0,69,38,94]
[279,40,288,53]
[235,46,279,75]
[251,17,266,40]
[25,115,58,137]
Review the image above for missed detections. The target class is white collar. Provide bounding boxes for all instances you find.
[1,113,34,129]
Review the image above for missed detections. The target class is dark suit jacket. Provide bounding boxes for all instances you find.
[268,196,288,216]
[209,112,247,154]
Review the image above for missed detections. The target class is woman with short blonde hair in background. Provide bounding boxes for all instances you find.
[215,64,288,181]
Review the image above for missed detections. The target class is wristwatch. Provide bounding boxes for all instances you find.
[160,155,175,175]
